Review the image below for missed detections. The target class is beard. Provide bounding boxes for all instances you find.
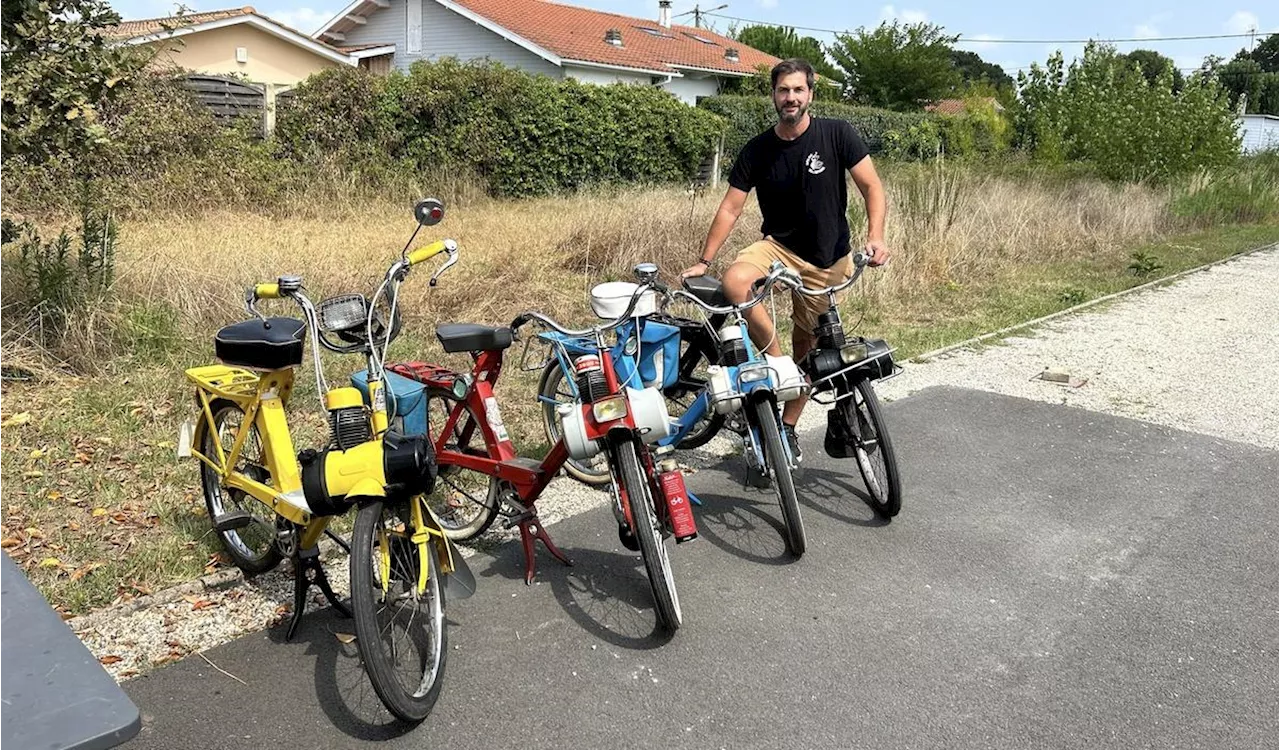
[775,100,808,124]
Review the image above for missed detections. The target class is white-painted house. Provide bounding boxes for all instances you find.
[314,0,780,104]
[1238,114,1279,152]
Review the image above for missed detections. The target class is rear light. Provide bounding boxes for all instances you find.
[591,395,628,423]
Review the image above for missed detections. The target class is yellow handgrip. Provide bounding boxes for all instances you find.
[407,241,447,266]
[255,282,281,299]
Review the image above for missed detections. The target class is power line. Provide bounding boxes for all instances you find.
[704,11,1277,45]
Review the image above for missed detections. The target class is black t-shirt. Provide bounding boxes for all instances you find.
[728,117,870,269]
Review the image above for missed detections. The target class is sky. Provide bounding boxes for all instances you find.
[114,0,1280,75]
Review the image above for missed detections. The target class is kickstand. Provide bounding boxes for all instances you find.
[518,516,573,586]
[286,546,352,641]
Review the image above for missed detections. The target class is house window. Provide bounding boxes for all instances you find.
[635,26,674,38]
[681,31,716,44]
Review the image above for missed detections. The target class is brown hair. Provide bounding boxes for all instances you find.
[770,58,816,90]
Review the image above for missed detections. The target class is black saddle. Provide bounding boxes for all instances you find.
[215,317,306,370]
[682,275,727,307]
[435,323,514,354]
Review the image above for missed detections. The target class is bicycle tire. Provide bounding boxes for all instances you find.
[199,399,282,576]
[423,387,501,540]
[350,499,447,723]
[663,334,726,450]
[616,439,682,632]
[751,399,806,557]
[538,360,611,486]
[850,379,902,519]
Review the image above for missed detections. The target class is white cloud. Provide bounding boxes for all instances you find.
[878,5,929,25]
[264,6,335,35]
[1224,10,1260,35]
[1133,23,1160,39]
[757,0,779,8]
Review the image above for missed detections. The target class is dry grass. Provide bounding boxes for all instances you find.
[2,164,1272,614]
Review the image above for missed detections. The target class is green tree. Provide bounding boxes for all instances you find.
[1121,49,1184,91]
[949,50,1014,89]
[828,21,961,111]
[733,24,844,85]
[1,0,148,164]
[1014,43,1239,181]
[1238,33,1278,72]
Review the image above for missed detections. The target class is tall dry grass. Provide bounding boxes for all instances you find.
[113,165,1170,343]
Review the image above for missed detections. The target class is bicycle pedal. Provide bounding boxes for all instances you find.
[213,510,255,533]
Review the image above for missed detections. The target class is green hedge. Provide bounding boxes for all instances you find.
[276,60,725,197]
[697,95,933,163]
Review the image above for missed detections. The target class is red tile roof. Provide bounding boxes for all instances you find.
[924,97,1005,115]
[108,5,343,53]
[324,0,779,76]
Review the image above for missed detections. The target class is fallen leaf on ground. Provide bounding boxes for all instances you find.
[22,470,44,479]
[2,412,32,427]
[335,633,357,644]
[38,557,63,568]
[29,448,46,459]
[99,655,123,665]
[182,595,216,610]
[70,562,105,581]
[92,508,108,517]
[0,538,21,549]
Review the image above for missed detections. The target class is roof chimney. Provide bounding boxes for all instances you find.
[605,28,623,46]
[658,0,672,29]
[724,47,740,63]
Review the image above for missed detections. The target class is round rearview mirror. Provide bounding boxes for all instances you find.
[633,262,659,281]
[414,198,445,227]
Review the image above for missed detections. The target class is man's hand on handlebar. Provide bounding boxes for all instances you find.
[864,239,891,267]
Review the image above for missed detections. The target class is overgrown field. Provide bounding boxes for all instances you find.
[2,156,1275,615]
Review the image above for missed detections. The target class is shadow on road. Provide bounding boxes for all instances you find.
[797,467,892,528]
[263,599,450,741]
[477,544,675,651]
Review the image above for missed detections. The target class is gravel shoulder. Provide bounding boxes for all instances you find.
[73,246,1279,678]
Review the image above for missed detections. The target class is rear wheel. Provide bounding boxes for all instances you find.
[751,399,805,558]
[350,499,447,723]
[849,379,902,518]
[539,361,611,485]
[616,440,681,632]
[424,387,500,541]
[200,399,282,576]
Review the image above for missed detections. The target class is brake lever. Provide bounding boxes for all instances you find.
[244,288,268,323]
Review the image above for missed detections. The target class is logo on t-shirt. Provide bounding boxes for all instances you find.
[805,152,826,175]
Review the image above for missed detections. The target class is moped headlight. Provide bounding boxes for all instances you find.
[739,365,770,383]
[592,396,628,423]
[839,342,869,365]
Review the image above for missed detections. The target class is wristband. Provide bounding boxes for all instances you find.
[697,257,713,266]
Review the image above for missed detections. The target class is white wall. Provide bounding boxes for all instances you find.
[1238,115,1279,153]
[660,74,720,105]
[563,64,651,86]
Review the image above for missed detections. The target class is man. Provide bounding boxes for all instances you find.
[680,57,889,463]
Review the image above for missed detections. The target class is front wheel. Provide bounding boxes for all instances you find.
[616,439,681,632]
[751,399,805,558]
[849,379,902,518]
[350,500,448,723]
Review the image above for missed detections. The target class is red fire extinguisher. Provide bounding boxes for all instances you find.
[654,447,697,543]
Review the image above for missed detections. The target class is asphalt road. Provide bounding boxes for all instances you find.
[124,386,1279,750]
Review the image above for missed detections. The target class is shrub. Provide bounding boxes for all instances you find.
[275,59,725,197]
[1014,44,1241,182]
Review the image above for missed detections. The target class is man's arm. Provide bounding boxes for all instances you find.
[849,156,889,266]
[681,186,749,278]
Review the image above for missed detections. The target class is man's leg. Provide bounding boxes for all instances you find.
[722,256,784,357]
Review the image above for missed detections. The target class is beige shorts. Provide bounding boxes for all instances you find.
[732,238,853,338]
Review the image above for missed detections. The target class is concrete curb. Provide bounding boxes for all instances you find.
[910,243,1278,364]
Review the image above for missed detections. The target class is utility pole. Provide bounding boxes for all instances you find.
[676,3,728,30]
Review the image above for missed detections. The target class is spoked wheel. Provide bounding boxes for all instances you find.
[200,399,282,575]
[423,387,500,541]
[538,361,611,485]
[350,499,447,724]
[615,439,681,632]
[848,379,902,518]
[662,335,725,449]
[751,399,805,558]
